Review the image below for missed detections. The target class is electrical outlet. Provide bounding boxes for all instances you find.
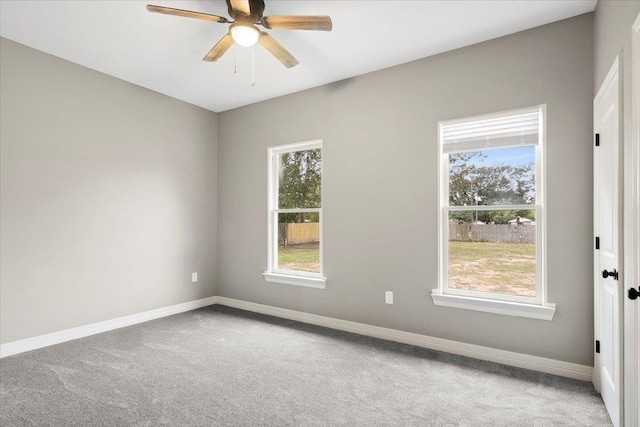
[192,272,198,282]
[385,291,393,304]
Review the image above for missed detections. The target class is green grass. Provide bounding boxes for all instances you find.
[278,243,320,273]
[277,241,534,297]
[448,241,536,297]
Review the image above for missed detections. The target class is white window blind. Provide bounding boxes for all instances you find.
[442,110,541,153]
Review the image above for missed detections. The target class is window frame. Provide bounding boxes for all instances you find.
[263,140,326,289]
[432,106,555,320]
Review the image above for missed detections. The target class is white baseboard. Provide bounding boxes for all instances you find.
[0,294,594,383]
[0,296,217,358]
[213,296,594,382]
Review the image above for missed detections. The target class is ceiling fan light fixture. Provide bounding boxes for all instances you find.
[230,23,260,47]
[147,1,333,67]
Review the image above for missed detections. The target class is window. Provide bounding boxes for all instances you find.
[432,107,555,320]
[263,140,326,289]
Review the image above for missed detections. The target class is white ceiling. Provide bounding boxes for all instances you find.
[1,0,596,112]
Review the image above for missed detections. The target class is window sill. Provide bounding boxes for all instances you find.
[263,272,327,289]
[431,292,556,321]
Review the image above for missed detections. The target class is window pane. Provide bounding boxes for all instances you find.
[277,212,320,273]
[278,149,322,209]
[448,209,536,297]
[449,146,535,206]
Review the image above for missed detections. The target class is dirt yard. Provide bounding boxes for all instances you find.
[448,241,536,297]
[278,241,536,298]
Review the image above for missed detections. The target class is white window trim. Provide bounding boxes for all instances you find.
[263,140,327,289]
[432,106,555,320]
[431,293,555,320]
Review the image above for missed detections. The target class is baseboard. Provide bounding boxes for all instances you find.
[0,296,217,358]
[1,294,594,382]
[213,296,594,382]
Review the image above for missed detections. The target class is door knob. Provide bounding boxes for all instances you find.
[602,269,619,280]
[629,287,639,301]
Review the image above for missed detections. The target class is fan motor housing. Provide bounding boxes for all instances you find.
[227,0,265,22]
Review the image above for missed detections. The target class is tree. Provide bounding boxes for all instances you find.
[448,151,535,224]
[278,149,321,224]
[507,163,535,221]
[449,151,483,207]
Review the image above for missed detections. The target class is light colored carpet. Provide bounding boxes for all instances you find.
[1,305,611,426]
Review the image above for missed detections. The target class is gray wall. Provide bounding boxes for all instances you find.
[217,14,595,365]
[0,38,218,344]
[594,0,640,91]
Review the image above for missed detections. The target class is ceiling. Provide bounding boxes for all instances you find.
[0,0,597,112]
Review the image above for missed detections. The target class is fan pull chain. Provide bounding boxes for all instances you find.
[251,45,255,87]
[234,47,237,75]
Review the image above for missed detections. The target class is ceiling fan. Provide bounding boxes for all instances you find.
[147,0,332,68]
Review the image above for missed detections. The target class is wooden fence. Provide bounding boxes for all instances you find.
[278,222,533,245]
[449,223,535,244]
[279,222,320,245]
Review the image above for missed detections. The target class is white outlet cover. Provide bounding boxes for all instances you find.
[192,272,198,282]
[385,291,393,304]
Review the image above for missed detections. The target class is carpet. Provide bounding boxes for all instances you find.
[0,305,611,426]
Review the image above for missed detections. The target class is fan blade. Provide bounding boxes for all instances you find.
[203,34,235,62]
[259,32,299,68]
[229,0,251,15]
[146,5,228,23]
[261,15,332,31]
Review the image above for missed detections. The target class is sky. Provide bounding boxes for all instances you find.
[468,146,535,168]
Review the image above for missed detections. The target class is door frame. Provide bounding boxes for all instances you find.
[593,54,623,425]
[624,13,640,427]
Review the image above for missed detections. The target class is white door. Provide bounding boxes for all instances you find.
[594,56,622,427]
[626,14,640,427]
